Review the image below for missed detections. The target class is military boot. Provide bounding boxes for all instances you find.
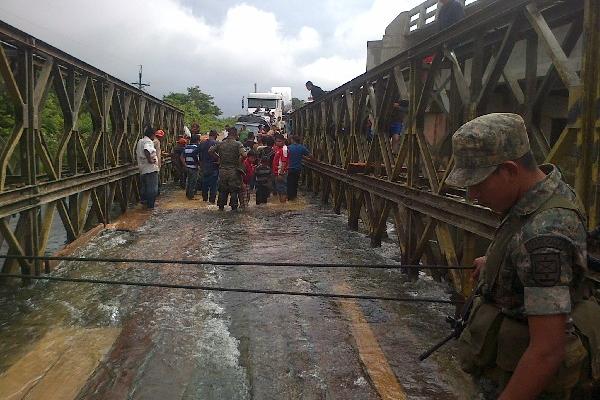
[217,191,228,211]
[229,192,239,211]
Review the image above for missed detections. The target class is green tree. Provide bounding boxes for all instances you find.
[291,97,305,110]
[0,77,16,139]
[164,86,222,116]
[163,86,236,133]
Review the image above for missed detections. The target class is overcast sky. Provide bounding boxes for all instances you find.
[0,0,423,116]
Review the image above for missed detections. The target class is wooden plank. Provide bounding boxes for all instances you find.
[0,328,120,400]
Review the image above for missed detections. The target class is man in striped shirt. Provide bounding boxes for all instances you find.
[180,134,201,199]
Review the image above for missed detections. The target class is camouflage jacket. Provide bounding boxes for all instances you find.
[482,164,588,320]
[209,138,246,170]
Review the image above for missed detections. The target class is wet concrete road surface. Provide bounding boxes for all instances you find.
[0,186,477,399]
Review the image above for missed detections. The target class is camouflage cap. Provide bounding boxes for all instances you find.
[446,113,530,187]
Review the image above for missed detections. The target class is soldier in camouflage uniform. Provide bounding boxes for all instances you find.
[209,127,247,211]
[446,113,598,399]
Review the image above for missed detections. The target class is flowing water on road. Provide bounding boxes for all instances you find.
[0,186,476,399]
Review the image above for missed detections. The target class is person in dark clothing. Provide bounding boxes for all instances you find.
[305,81,326,101]
[255,156,272,205]
[438,0,465,31]
[258,135,275,163]
[389,99,409,155]
[243,132,256,151]
[200,130,219,203]
[172,137,188,188]
[287,135,311,201]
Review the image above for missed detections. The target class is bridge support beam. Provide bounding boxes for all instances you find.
[293,0,595,296]
[0,21,184,275]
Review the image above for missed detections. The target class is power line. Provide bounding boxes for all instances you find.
[0,254,474,270]
[0,274,461,305]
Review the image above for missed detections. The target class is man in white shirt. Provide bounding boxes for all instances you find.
[136,126,159,208]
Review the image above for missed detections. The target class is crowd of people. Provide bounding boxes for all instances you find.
[135,122,311,211]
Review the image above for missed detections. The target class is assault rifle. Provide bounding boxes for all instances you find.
[419,252,600,362]
[419,286,480,361]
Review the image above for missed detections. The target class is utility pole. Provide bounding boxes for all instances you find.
[131,65,150,91]
[254,83,257,93]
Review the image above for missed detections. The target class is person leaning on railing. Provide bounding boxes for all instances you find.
[437,0,465,32]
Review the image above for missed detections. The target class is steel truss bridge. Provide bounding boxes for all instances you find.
[0,0,597,298]
[291,0,599,295]
[0,21,184,276]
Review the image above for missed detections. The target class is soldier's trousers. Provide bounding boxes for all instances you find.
[217,191,239,210]
[217,168,242,210]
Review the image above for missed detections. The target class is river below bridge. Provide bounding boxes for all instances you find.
[0,185,477,399]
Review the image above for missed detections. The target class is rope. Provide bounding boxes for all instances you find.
[0,255,473,270]
[0,274,461,305]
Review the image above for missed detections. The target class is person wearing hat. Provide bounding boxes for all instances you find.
[446,113,598,399]
[209,127,247,211]
[136,126,159,209]
[153,129,165,168]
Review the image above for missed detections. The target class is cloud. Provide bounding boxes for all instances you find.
[334,0,422,56]
[0,0,417,115]
[300,56,365,90]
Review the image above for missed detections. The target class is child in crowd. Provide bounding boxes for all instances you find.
[272,134,289,203]
[244,132,256,151]
[255,153,272,205]
[240,151,256,208]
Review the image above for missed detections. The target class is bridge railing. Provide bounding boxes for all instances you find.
[407,0,479,33]
[292,0,598,295]
[0,20,184,276]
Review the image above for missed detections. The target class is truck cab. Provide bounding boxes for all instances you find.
[247,92,284,124]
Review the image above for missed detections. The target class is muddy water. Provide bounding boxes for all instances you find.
[0,186,476,399]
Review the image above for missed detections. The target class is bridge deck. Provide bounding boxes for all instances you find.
[0,187,474,399]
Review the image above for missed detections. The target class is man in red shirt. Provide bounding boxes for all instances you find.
[272,133,289,203]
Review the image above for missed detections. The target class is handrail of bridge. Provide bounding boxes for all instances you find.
[0,19,185,276]
[291,0,596,297]
[406,0,480,33]
[295,0,538,112]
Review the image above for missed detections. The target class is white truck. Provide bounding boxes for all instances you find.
[237,88,291,134]
[246,92,282,121]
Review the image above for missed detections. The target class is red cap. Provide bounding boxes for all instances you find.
[155,129,165,138]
